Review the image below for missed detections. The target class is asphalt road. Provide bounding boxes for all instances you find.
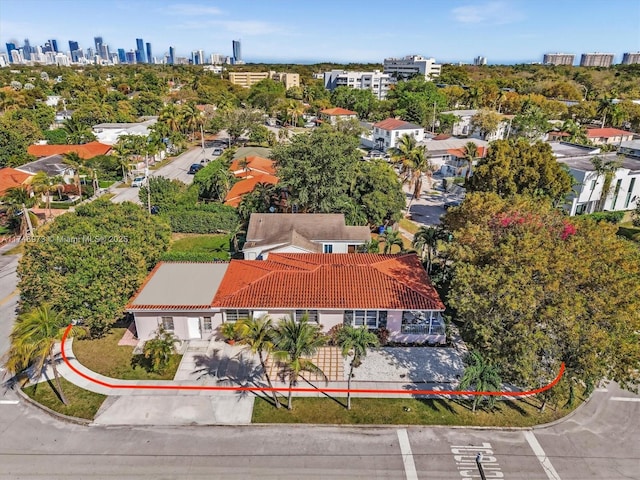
[110,141,226,205]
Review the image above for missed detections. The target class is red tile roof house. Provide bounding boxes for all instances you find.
[319,107,358,126]
[363,118,426,152]
[126,253,446,345]
[0,167,33,197]
[27,141,112,159]
[224,156,279,207]
[548,128,635,146]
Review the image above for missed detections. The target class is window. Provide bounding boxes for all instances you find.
[294,310,318,323]
[323,244,333,253]
[401,311,444,335]
[612,179,623,209]
[202,316,212,333]
[161,316,174,331]
[225,309,251,322]
[344,310,387,329]
[624,178,636,209]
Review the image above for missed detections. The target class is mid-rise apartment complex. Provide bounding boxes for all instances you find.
[383,55,441,80]
[543,53,575,66]
[622,52,640,65]
[229,71,300,89]
[580,53,614,67]
[474,56,487,66]
[323,70,392,100]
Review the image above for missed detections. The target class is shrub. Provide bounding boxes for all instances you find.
[165,208,239,234]
[160,251,229,262]
[583,211,624,224]
[326,324,344,346]
[373,327,390,346]
[143,327,177,373]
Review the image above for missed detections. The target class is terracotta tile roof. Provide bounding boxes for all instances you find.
[586,128,632,138]
[373,118,422,131]
[320,107,358,116]
[27,142,112,159]
[0,168,33,196]
[229,156,276,176]
[432,133,451,140]
[212,253,445,311]
[224,174,279,207]
[447,146,487,158]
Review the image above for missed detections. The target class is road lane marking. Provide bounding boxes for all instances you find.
[397,429,418,480]
[0,289,18,306]
[0,400,19,405]
[610,397,640,402]
[451,443,503,479]
[524,431,562,480]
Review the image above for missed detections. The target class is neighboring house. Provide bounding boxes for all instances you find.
[619,139,640,158]
[27,142,112,159]
[548,128,635,146]
[242,213,370,259]
[223,155,279,207]
[441,109,512,142]
[0,167,33,197]
[363,118,425,151]
[92,118,158,145]
[419,136,490,175]
[319,107,358,125]
[127,253,446,345]
[15,155,74,178]
[556,152,640,215]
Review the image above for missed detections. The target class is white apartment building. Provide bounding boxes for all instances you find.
[361,118,426,151]
[323,70,392,100]
[383,55,441,80]
[442,109,512,142]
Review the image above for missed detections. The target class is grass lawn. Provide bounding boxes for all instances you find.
[23,377,106,420]
[100,193,116,201]
[169,233,231,260]
[74,328,182,380]
[399,218,420,235]
[252,395,579,427]
[370,233,413,254]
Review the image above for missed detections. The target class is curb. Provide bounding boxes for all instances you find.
[15,387,92,426]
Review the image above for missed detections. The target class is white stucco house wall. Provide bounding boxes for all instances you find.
[362,118,425,151]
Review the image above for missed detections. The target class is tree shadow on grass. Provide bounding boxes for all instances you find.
[500,399,529,416]
[416,397,457,414]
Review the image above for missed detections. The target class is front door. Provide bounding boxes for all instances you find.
[200,316,213,338]
[187,317,201,339]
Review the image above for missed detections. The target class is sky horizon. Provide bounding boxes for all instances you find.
[1,0,639,64]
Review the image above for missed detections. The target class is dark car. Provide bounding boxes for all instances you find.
[188,163,204,174]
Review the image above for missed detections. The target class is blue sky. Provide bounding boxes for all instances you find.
[1,0,639,64]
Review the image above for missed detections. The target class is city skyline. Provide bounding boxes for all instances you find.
[1,0,639,64]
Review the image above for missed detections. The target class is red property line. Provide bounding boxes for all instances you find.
[61,325,565,396]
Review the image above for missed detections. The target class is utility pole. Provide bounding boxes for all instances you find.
[432,100,437,134]
[200,124,206,162]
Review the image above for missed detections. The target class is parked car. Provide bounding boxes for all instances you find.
[304,121,316,128]
[188,163,204,174]
[131,176,147,187]
[211,147,224,156]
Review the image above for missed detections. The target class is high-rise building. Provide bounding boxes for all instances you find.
[118,48,126,64]
[621,52,640,65]
[23,38,31,60]
[100,44,110,62]
[580,53,614,67]
[169,46,175,65]
[136,38,146,63]
[51,39,58,52]
[126,50,136,64]
[5,42,16,62]
[543,53,575,66]
[94,36,103,55]
[383,55,442,80]
[145,42,153,64]
[474,56,487,66]
[232,39,242,64]
[68,40,79,53]
[191,49,204,65]
[210,53,225,64]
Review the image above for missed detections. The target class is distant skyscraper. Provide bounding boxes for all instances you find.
[543,53,575,66]
[232,39,242,64]
[51,39,58,52]
[94,36,103,55]
[136,38,146,63]
[118,48,126,64]
[23,38,31,60]
[580,53,614,67]
[69,40,79,53]
[169,46,175,65]
[126,50,136,64]
[474,56,487,66]
[5,43,16,62]
[146,42,152,64]
[100,44,110,61]
[621,52,640,65]
[191,49,204,65]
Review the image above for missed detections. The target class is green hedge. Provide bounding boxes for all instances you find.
[49,200,80,209]
[583,211,625,224]
[160,251,230,262]
[165,207,239,234]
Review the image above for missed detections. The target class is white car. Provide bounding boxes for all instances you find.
[131,176,147,187]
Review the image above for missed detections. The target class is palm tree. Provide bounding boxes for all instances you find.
[31,172,54,218]
[159,103,182,134]
[236,316,281,408]
[62,117,94,145]
[273,315,327,410]
[336,326,379,410]
[62,152,83,198]
[181,102,202,140]
[380,229,404,254]
[461,141,478,184]
[5,304,85,405]
[227,223,246,254]
[412,226,442,274]
[111,142,131,182]
[389,134,417,182]
[459,351,502,413]
[596,96,614,128]
[589,156,622,212]
[560,120,588,144]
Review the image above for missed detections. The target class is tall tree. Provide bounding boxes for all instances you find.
[590,156,622,212]
[62,117,95,145]
[470,109,502,140]
[336,326,379,410]
[273,315,326,410]
[412,226,442,274]
[62,152,83,198]
[236,316,281,408]
[461,141,478,184]
[5,304,85,405]
[380,229,404,254]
